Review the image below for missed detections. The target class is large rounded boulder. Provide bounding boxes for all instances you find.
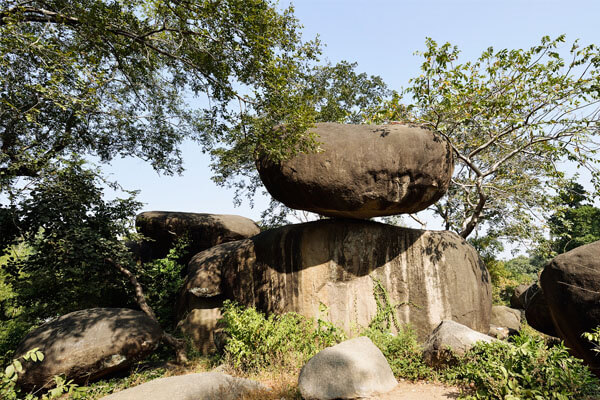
[540,241,600,374]
[179,219,491,341]
[522,283,557,337]
[15,308,162,390]
[135,211,260,262]
[256,123,453,219]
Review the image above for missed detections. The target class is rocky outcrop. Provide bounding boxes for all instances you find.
[298,336,397,399]
[179,219,491,341]
[16,308,162,390]
[522,283,557,337]
[135,211,260,262]
[257,123,453,219]
[491,305,521,334]
[540,241,600,374]
[422,320,497,367]
[101,372,268,400]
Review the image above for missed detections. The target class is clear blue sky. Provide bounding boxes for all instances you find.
[102,0,600,227]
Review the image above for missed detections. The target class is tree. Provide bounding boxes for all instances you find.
[370,36,600,244]
[0,0,326,190]
[0,0,390,362]
[546,181,600,255]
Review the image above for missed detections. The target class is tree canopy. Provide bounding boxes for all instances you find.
[370,35,600,243]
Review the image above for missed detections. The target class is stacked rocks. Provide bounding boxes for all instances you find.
[178,123,492,350]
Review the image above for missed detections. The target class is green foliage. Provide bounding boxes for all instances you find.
[136,239,187,329]
[370,35,600,242]
[1,348,80,400]
[545,181,600,256]
[1,162,140,325]
[363,327,433,381]
[443,331,600,399]
[218,300,345,372]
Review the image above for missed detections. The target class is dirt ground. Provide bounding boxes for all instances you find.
[372,380,462,400]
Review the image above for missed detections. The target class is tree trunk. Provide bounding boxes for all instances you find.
[107,258,188,364]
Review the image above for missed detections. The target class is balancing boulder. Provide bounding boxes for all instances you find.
[257,123,454,219]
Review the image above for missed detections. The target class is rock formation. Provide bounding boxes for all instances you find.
[540,240,600,374]
[522,283,558,337]
[134,211,260,263]
[15,308,162,390]
[179,219,491,341]
[257,123,454,219]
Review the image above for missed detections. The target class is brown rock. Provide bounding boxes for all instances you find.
[16,308,162,390]
[522,283,558,337]
[540,241,600,375]
[135,211,260,263]
[180,219,491,341]
[256,123,453,219]
[510,283,529,309]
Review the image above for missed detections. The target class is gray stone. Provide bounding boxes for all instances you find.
[179,219,492,342]
[490,305,521,333]
[135,211,260,263]
[101,372,268,400]
[257,123,454,218]
[540,240,600,376]
[298,336,397,400]
[16,308,162,390]
[422,320,497,367]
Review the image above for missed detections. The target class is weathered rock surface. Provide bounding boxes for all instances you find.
[101,372,268,400]
[16,308,162,390]
[177,296,223,354]
[422,320,497,367]
[491,305,521,334]
[540,241,600,374]
[179,219,491,341]
[135,211,260,262]
[298,336,397,400]
[510,283,530,309]
[522,283,557,337]
[257,123,454,219]
[488,325,510,340]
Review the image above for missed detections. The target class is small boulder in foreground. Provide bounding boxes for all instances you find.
[298,336,397,399]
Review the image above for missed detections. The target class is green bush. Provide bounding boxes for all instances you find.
[443,331,600,399]
[218,300,345,371]
[135,239,187,329]
[363,326,433,380]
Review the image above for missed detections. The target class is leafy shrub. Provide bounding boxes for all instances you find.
[443,331,600,399]
[136,239,187,329]
[218,300,345,371]
[363,277,433,380]
[363,327,433,380]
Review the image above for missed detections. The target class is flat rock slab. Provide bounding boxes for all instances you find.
[135,211,260,262]
[540,240,600,375]
[16,308,162,390]
[180,219,492,341]
[257,123,453,218]
[422,320,497,367]
[298,336,397,399]
[101,372,268,400]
